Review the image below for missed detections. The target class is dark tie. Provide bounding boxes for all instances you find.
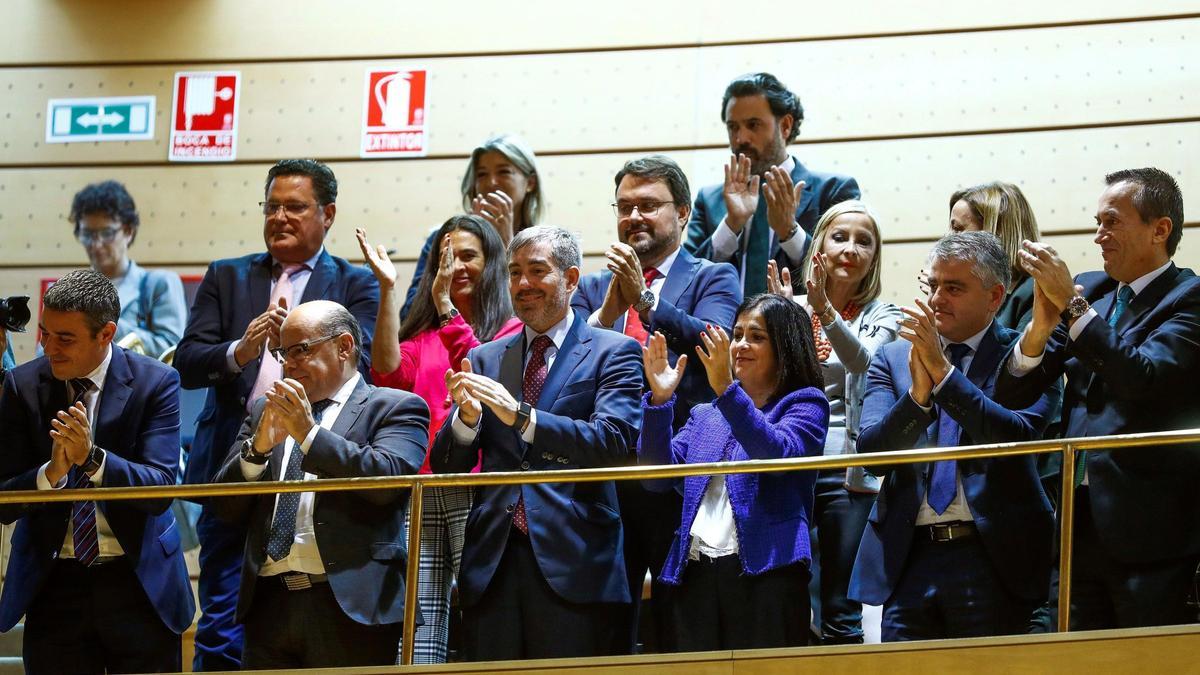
[265,398,334,562]
[927,343,973,515]
[66,378,99,566]
[742,194,771,297]
[1074,285,1136,487]
[623,267,659,345]
[512,335,554,534]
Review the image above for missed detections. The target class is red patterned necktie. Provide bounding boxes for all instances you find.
[623,267,659,345]
[512,335,554,534]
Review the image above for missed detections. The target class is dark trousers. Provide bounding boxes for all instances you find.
[1064,489,1200,630]
[882,529,1036,641]
[23,558,180,675]
[241,576,403,669]
[613,481,681,654]
[193,507,245,671]
[669,554,811,652]
[809,472,874,644]
[460,531,622,661]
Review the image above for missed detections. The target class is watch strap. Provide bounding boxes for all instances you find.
[512,401,533,432]
[240,438,270,465]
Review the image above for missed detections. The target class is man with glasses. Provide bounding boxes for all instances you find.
[69,180,187,359]
[212,300,428,669]
[571,155,741,653]
[685,72,861,297]
[174,158,379,671]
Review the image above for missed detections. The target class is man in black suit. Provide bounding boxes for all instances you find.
[174,158,379,670]
[213,300,428,669]
[997,167,1200,629]
[684,72,860,297]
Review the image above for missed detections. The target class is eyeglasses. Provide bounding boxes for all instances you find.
[259,201,317,217]
[612,200,673,219]
[75,226,125,246]
[270,334,340,363]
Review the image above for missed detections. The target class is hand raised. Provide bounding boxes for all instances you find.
[431,234,456,314]
[472,191,516,243]
[763,168,804,239]
[695,324,734,397]
[1018,240,1076,311]
[643,332,687,406]
[356,228,398,289]
[898,299,950,383]
[446,358,482,427]
[806,252,832,315]
[722,154,760,233]
[766,260,794,300]
[907,343,934,407]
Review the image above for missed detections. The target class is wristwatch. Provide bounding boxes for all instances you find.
[240,437,270,465]
[1061,295,1090,322]
[81,445,105,474]
[511,401,533,434]
[780,222,800,243]
[438,307,460,327]
[633,289,655,313]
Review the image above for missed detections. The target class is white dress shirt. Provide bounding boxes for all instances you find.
[688,476,740,559]
[241,372,360,576]
[452,309,576,445]
[38,346,126,558]
[225,247,325,372]
[708,156,809,277]
[587,247,681,329]
[912,323,990,526]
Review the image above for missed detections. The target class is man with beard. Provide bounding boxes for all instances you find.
[571,154,741,653]
[685,72,861,297]
[430,226,643,660]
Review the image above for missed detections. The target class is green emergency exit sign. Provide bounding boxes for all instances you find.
[45,96,155,143]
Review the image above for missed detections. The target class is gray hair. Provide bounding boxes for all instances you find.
[927,231,1011,292]
[318,304,363,363]
[508,225,581,271]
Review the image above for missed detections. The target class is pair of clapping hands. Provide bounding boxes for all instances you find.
[723,153,807,240]
[643,328,733,406]
[250,379,321,454]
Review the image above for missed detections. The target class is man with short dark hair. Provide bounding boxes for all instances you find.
[431,225,643,660]
[174,158,380,670]
[997,167,1200,629]
[213,300,428,669]
[0,269,195,673]
[571,154,741,652]
[685,72,861,297]
[851,232,1062,641]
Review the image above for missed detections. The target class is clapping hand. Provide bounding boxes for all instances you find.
[766,260,794,300]
[234,297,288,367]
[1017,240,1077,311]
[806,252,833,317]
[430,235,456,315]
[643,332,687,406]
[763,169,805,240]
[722,154,760,233]
[445,359,483,427]
[695,324,734,397]
[356,228,397,290]
[263,378,317,444]
[898,298,951,387]
[472,191,516,243]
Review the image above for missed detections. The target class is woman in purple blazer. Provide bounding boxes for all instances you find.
[638,293,829,651]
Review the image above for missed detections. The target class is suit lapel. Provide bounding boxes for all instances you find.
[300,250,336,304]
[498,331,525,397]
[1116,263,1179,334]
[536,313,590,409]
[328,378,370,439]
[94,348,134,452]
[37,363,65,459]
[790,157,816,223]
[965,321,1007,390]
[249,253,274,313]
[658,249,698,309]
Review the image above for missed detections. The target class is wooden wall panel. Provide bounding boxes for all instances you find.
[0,19,1196,164]
[5,1,1197,64]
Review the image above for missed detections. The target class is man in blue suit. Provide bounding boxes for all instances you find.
[684,72,861,297]
[173,159,379,670]
[849,232,1062,641]
[0,270,195,673]
[997,167,1200,629]
[571,155,740,652]
[431,225,643,660]
[212,301,428,668]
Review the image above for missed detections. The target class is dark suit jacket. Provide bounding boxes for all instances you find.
[994,264,1200,564]
[174,249,379,487]
[571,247,741,430]
[996,274,1035,333]
[850,321,1062,605]
[429,311,643,606]
[211,377,428,626]
[684,156,860,277]
[0,348,196,634]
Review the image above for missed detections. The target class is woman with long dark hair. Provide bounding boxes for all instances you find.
[639,294,829,650]
[357,215,522,664]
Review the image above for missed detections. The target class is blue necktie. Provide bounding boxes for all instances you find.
[265,399,334,562]
[1074,285,1135,487]
[66,378,100,566]
[927,343,973,515]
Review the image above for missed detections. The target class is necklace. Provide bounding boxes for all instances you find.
[811,301,860,362]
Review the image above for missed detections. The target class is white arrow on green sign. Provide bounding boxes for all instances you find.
[45,96,156,143]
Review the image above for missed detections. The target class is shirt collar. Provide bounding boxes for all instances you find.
[325,372,360,407]
[272,247,324,273]
[940,321,991,355]
[523,308,575,352]
[79,345,114,393]
[777,155,796,174]
[650,247,681,279]
[1122,259,1172,297]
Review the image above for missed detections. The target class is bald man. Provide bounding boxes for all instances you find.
[213,301,429,669]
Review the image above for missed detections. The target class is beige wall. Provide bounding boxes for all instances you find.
[2,1,1198,361]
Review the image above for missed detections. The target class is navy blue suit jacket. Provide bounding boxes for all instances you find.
[850,321,1062,605]
[994,264,1200,564]
[0,348,196,634]
[429,311,643,606]
[684,156,860,277]
[173,249,379,487]
[212,378,428,626]
[571,248,741,430]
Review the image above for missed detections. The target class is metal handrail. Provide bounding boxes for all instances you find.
[1,428,1195,664]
